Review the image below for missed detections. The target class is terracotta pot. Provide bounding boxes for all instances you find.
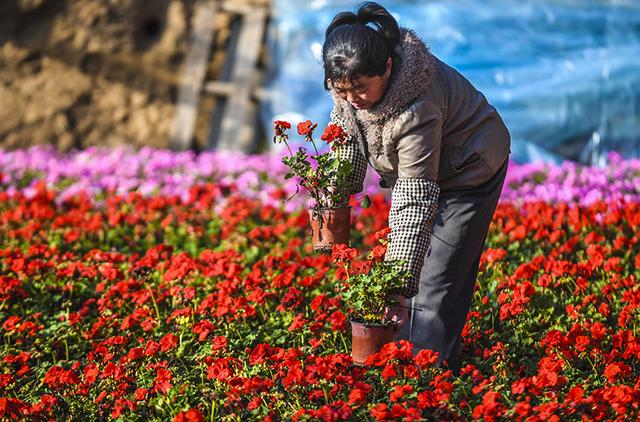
[308,207,351,253]
[350,320,397,366]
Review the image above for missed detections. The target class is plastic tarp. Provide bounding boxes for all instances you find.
[262,0,640,164]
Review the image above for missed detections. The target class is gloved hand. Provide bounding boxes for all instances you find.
[383,294,409,331]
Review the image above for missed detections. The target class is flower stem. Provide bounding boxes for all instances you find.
[309,136,319,156]
[339,332,349,352]
[147,286,162,324]
[283,139,294,158]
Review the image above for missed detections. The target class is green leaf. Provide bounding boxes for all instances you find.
[360,195,371,209]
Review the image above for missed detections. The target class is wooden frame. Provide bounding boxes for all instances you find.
[170,1,269,152]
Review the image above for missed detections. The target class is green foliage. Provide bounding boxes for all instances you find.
[340,259,409,324]
[274,121,354,209]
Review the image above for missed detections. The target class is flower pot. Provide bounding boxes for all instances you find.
[350,320,397,366]
[308,207,351,253]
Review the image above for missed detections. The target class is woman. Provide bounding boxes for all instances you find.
[323,2,511,373]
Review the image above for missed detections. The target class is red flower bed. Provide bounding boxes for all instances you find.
[0,183,639,420]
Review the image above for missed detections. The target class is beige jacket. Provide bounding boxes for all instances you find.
[329,28,511,298]
[331,28,511,192]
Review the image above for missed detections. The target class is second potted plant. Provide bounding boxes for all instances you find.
[332,228,413,365]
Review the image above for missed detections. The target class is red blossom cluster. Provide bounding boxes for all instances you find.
[296,119,318,138]
[0,183,639,420]
[272,120,291,144]
[320,123,349,151]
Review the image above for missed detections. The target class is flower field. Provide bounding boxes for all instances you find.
[1,147,639,420]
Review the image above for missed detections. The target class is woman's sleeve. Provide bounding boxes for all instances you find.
[385,103,442,298]
[329,111,368,195]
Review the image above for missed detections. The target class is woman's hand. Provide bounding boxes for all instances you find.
[383,294,409,331]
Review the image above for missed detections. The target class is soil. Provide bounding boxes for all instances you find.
[0,0,270,151]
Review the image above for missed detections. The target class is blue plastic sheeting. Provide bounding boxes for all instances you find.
[262,0,640,164]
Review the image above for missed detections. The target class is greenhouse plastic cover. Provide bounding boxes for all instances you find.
[263,0,640,164]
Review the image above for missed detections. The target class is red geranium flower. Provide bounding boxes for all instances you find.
[274,120,291,131]
[368,244,387,262]
[381,364,396,380]
[43,366,80,389]
[160,333,179,352]
[134,388,148,401]
[174,408,204,422]
[370,403,390,421]
[331,244,357,263]
[389,384,413,402]
[320,123,349,149]
[153,367,173,394]
[273,120,291,143]
[145,340,160,356]
[296,120,317,137]
[374,227,392,242]
[84,363,99,385]
[211,335,228,352]
[604,362,631,383]
[347,382,372,405]
[414,348,439,369]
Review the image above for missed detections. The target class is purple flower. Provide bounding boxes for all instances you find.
[2,147,640,208]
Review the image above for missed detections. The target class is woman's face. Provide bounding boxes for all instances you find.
[330,57,392,110]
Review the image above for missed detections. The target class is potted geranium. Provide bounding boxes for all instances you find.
[273,119,366,252]
[332,228,413,365]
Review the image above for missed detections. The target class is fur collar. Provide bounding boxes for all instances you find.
[330,28,436,157]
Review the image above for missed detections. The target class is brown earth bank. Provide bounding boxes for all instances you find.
[0,0,270,151]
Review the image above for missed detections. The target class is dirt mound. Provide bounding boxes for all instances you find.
[0,0,267,151]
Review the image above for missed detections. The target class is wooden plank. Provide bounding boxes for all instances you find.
[220,3,253,15]
[203,80,271,101]
[204,14,241,150]
[203,81,234,96]
[215,6,267,152]
[169,1,218,151]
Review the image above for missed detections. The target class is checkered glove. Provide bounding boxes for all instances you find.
[385,178,440,298]
[383,100,443,298]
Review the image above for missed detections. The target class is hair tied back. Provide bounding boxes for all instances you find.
[322,2,401,90]
[356,2,400,49]
[325,11,358,37]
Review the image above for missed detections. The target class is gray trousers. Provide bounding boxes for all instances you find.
[395,159,508,372]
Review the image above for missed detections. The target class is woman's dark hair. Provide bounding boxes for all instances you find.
[322,2,400,90]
